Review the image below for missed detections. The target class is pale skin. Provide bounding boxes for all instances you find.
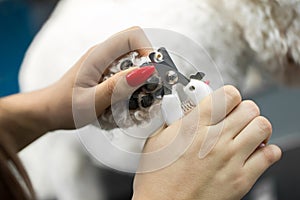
[0,27,281,199]
[0,26,151,150]
[133,86,282,200]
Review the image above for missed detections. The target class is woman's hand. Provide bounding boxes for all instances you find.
[133,85,282,200]
[0,27,153,150]
[47,26,153,130]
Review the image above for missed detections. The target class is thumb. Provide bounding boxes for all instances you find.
[95,65,156,116]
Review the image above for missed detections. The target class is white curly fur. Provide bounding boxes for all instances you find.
[210,0,300,85]
[18,0,300,199]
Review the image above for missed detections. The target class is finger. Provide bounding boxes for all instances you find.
[243,144,282,184]
[173,86,241,159]
[75,26,153,87]
[233,116,273,162]
[64,45,98,76]
[87,26,152,73]
[218,100,260,140]
[197,85,242,126]
[112,26,153,56]
[95,65,156,116]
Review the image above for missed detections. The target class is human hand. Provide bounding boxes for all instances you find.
[44,27,154,130]
[133,85,282,200]
[0,27,155,150]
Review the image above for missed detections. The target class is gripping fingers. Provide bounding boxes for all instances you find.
[233,116,273,163]
[194,86,241,158]
[219,100,260,140]
[91,26,152,70]
[198,85,242,126]
[243,144,282,185]
[75,27,153,87]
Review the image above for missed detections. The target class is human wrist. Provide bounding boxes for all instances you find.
[0,88,55,149]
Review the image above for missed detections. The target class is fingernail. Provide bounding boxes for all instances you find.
[126,65,155,87]
[259,143,266,148]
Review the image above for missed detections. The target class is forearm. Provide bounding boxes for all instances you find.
[0,87,54,150]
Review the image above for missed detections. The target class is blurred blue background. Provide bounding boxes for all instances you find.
[0,0,57,97]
